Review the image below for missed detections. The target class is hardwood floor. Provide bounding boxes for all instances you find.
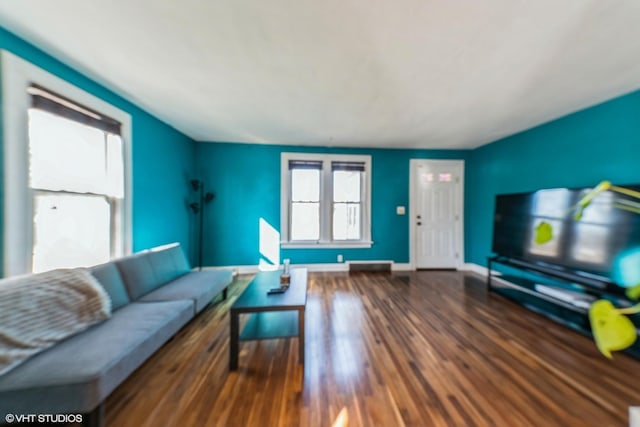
[105,271,640,426]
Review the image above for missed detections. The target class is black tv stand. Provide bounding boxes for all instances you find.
[487,255,640,359]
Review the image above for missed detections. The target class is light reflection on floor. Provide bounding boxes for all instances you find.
[305,290,365,391]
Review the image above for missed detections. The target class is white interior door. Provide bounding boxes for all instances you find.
[412,160,463,269]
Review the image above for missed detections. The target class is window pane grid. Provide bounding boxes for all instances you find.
[28,102,124,272]
[28,109,124,198]
[332,202,362,240]
[290,168,321,241]
[283,153,370,245]
[332,169,363,240]
[291,169,320,202]
[290,202,320,241]
[333,170,361,203]
[32,191,111,272]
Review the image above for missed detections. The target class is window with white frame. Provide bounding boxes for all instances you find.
[281,153,372,247]
[28,86,125,272]
[1,51,132,276]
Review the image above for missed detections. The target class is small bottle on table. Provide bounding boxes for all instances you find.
[280,259,291,288]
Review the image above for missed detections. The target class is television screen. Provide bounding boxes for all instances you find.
[492,185,640,284]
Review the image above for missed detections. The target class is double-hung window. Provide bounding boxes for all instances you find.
[281,153,372,248]
[289,160,322,241]
[1,51,132,276]
[28,85,125,272]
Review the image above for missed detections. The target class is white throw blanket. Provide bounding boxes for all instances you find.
[0,268,111,375]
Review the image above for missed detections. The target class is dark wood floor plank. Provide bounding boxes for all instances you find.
[105,271,640,426]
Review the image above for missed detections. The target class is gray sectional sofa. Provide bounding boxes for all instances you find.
[0,243,232,427]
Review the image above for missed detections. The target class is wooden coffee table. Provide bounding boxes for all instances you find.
[229,268,308,370]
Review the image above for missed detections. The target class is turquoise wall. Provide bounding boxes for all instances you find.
[0,27,197,272]
[129,114,196,255]
[196,142,468,266]
[466,90,640,266]
[5,25,640,271]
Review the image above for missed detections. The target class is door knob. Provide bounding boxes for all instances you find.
[417,215,422,219]
[417,222,422,226]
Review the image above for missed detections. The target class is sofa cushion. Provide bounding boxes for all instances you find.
[147,244,190,286]
[115,253,159,300]
[0,300,193,416]
[169,244,191,272]
[139,269,233,314]
[90,262,130,310]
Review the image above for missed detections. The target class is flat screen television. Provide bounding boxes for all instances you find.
[492,184,640,286]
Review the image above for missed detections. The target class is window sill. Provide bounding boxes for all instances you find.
[281,241,373,249]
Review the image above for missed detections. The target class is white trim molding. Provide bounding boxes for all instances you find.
[281,241,373,249]
[204,261,413,274]
[461,262,502,277]
[280,152,372,248]
[1,50,133,276]
[391,263,413,271]
[304,263,349,272]
[207,262,496,276]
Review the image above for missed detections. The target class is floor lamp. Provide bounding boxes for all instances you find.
[190,179,214,270]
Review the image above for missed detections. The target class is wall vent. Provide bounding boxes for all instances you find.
[348,262,392,273]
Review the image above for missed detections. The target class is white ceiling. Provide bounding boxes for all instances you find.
[2,1,640,149]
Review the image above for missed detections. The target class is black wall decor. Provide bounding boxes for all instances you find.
[190,179,215,270]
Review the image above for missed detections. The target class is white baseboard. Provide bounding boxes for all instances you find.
[202,261,414,274]
[461,262,501,277]
[302,263,349,272]
[204,262,499,275]
[392,263,413,271]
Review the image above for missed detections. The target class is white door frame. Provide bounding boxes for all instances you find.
[409,159,465,270]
